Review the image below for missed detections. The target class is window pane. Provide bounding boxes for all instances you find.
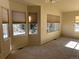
[55,23,60,31]
[13,24,25,36]
[29,23,38,34]
[75,24,79,32]
[75,16,79,22]
[3,24,8,39]
[47,23,60,32]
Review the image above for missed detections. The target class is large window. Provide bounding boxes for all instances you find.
[3,24,8,39]
[75,16,79,32]
[47,23,60,32]
[47,14,60,33]
[13,24,25,36]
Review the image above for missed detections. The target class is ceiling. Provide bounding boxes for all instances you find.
[56,0,79,12]
[11,0,79,12]
[12,0,45,5]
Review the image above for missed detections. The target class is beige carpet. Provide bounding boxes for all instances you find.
[6,37,79,59]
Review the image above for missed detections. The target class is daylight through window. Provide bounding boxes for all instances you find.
[47,23,60,32]
[13,24,25,36]
[3,24,8,39]
[75,16,79,32]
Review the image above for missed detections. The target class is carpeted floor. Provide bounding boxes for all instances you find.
[6,37,79,59]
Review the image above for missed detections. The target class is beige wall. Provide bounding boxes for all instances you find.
[41,3,61,44]
[0,0,9,9]
[62,11,79,38]
[10,0,26,12]
[9,0,28,50]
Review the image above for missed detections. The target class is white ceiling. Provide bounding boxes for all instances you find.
[11,0,79,12]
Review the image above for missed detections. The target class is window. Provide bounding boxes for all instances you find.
[75,24,79,32]
[3,24,8,39]
[12,11,26,36]
[2,7,9,39]
[47,23,60,32]
[75,16,79,32]
[47,14,60,33]
[28,13,38,35]
[29,23,38,34]
[13,24,25,36]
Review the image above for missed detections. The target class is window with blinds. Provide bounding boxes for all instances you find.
[12,11,26,36]
[47,14,60,32]
[75,16,79,32]
[28,13,38,34]
[2,8,9,39]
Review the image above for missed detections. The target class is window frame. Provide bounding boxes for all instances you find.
[28,12,38,35]
[47,14,60,33]
[12,11,27,37]
[12,23,26,36]
[2,7,9,40]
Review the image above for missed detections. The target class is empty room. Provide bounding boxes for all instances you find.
[0,0,79,59]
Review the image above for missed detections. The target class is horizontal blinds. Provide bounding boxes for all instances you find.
[28,13,37,23]
[12,11,26,23]
[47,14,60,23]
[2,8,9,23]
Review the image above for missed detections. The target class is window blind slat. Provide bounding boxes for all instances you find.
[28,13,37,23]
[2,8,8,23]
[47,14,60,23]
[12,11,26,23]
